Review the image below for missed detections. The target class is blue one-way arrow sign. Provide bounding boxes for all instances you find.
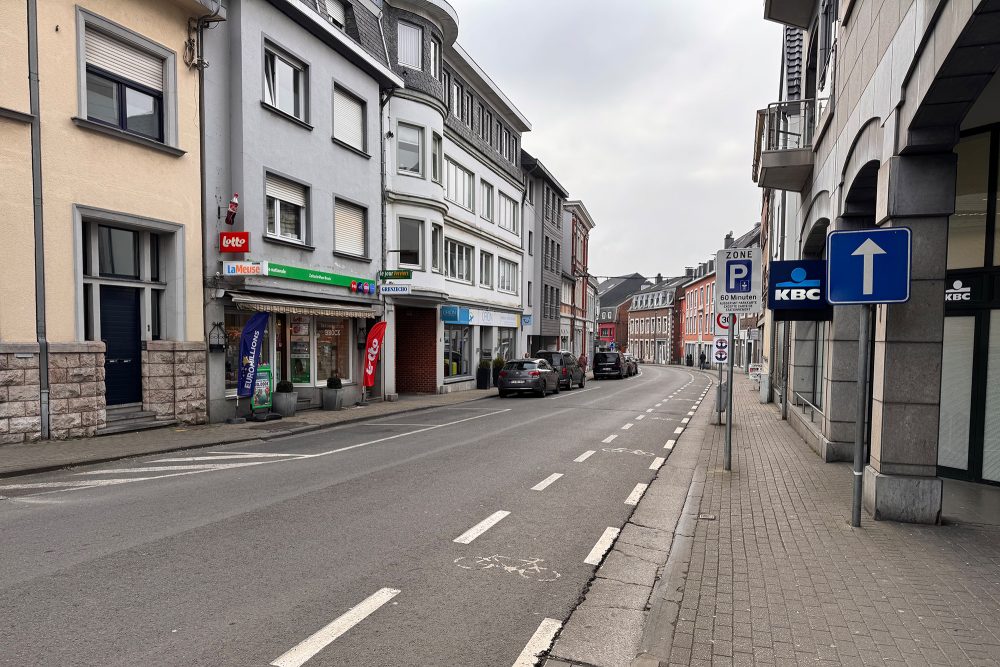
[827,228,911,304]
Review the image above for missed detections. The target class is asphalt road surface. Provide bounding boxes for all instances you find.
[0,365,711,667]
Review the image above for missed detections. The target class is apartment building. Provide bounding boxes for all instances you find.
[563,201,597,358]
[201,0,401,419]
[596,273,649,352]
[0,0,223,441]
[627,275,686,364]
[679,263,716,367]
[380,0,529,394]
[754,0,1000,522]
[523,151,568,354]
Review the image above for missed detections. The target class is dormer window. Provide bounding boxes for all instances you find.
[324,0,346,28]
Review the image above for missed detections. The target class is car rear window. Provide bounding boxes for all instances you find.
[536,352,561,365]
[595,353,619,364]
[506,361,538,370]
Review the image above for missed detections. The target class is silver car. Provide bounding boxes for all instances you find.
[496,359,560,397]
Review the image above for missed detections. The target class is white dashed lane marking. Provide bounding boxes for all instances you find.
[585,527,620,565]
[453,511,511,544]
[650,457,665,470]
[531,474,563,492]
[622,423,633,430]
[665,440,676,450]
[574,451,596,463]
[602,435,618,444]
[624,483,648,506]
[674,427,684,434]
[635,415,645,421]
[512,618,563,667]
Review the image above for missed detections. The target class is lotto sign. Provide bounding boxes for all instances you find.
[713,336,729,364]
[219,231,250,253]
[715,247,762,314]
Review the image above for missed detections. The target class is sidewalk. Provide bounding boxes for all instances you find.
[546,371,1000,666]
[0,389,494,478]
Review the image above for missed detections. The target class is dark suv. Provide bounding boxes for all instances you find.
[535,350,586,389]
[593,351,627,379]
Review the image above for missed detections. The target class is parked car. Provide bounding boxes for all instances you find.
[593,351,628,379]
[624,354,639,376]
[496,359,559,397]
[535,350,586,389]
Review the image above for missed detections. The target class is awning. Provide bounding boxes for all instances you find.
[230,292,376,319]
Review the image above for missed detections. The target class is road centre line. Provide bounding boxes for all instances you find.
[646,408,654,413]
[622,423,633,430]
[665,440,676,450]
[77,463,264,475]
[687,411,695,416]
[635,415,645,421]
[602,435,618,444]
[624,483,648,506]
[531,473,563,491]
[650,457,665,470]
[674,427,685,434]
[270,587,400,667]
[512,618,563,667]
[453,511,511,544]
[681,418,690,424]
[360,423,439,427]
[155,453,302,462]
[574,450,596,463]
[585,527,621,565]
[655,403,663,407]
[547,385,601,400]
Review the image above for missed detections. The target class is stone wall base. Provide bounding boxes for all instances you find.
[142,341,207,425]
[787,407,852,462]
[49,342,107,439]
[863,465,942,524]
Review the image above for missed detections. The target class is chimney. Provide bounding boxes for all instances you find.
[685,267,694,278]
[724,231,734,248]
[656,273,663,285]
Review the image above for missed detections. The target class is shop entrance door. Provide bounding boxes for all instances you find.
[100,286,142,406]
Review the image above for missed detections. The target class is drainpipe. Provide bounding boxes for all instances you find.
[779,190,789,420]
[27,0,49,439]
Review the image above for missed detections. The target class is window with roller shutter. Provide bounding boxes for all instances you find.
[397,22,422,70]
[334,200,367,257]
[333,86,366,152]
[324,0,346,27]
[265,174,308,242]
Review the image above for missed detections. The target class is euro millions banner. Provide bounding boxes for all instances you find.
[363,321,388,388]
[237,313,270,398]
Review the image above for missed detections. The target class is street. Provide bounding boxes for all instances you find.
[0,366,709,667]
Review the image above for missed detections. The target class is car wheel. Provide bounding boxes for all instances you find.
[498,390,507,398]
[564,379,573,391]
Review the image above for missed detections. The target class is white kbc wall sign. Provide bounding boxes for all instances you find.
[715,247,762,315]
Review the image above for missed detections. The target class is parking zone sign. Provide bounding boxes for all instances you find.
[716,247,762,315]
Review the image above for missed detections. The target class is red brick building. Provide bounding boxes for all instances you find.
[680,263,717,368]
[626,275,687,364]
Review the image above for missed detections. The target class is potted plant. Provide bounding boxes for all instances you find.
[273,380,298,417]
[492,356,506,386]
[476,360,491,390]
[322,376,344,411]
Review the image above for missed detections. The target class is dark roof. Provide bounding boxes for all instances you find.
[731,223,761,250]
[521,149,570,198]
[785,27,803,101]
[598,273,649,309]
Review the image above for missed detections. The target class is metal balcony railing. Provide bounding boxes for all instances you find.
[752,99,816,182]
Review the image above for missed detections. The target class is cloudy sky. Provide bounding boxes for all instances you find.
[449,0,783,280]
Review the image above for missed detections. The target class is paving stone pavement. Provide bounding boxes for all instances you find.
[667,374,1000,666]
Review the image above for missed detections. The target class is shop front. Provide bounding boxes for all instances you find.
[441,305,520,391]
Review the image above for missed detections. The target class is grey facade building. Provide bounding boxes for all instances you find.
[201,0,402,420]
[522,150,569,352]
[755,0,1000,523]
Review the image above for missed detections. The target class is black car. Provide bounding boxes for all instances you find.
[593,351,628,379]
[496,359,559,397]
[535,350,586,389]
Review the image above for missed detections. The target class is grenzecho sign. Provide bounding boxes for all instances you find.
[715,246,762,315]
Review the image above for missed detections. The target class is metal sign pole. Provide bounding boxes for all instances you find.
[851,304,872,527]
[725,314,735,471]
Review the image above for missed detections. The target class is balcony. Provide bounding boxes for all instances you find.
[763,0,813,29]
[752,99,815,192]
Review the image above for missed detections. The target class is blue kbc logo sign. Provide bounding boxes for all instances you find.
[727,260,753,293]
[768,260,831,321]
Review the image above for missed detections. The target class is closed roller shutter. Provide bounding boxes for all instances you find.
[335,200,366,256]
[333,87,365,151]
[85,28,163,91]
[397,22,422,68]
[324,0,346,27]
[266,174,307,207]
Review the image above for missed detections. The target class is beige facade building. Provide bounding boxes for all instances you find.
[0,0,221,442]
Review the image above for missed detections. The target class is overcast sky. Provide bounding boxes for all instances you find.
[449,0,783,281]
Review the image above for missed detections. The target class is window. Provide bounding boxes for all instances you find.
[397,123,422,175]
[444,325,471,378]
[333,85,365,152]
[498,193,518,234]
[430,37,441,80]
[334,199,366,257]
[502,128,510,160]
[98,226,139,278]
[445,158,474,210]
[324,0,346,27]
[498,258,517,294]
[480,181,494,221]
[398,22,422,69]
[451,82,461,118]
[399,218,422,267]
[463,92,473,127]
[264,46,305,121]
[528,281,533,306]
[432,133,442,183]
[432,224,443,272]
[225,312,271,392]
[266,174,307,242]
[84,29,164,141]
[480,251,494,288]
[446,239,473,282]
[528,230,533,255]
[526,181,533,205]
[485,111,493,144]
[317,317,351,383]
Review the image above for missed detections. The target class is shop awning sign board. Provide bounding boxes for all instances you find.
[379,284,412,296]
[223,260,373,292]
[379,269,413,280]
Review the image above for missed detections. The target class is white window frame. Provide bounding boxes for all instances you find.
[398,217,423,268]
[263,43,307,122]
[480,181,494,221]
[446,238,473,283]
[498,258,518,295]
[432,132,442,183]
[480,251,494,288]
[397,122,423,177]
[397,21,423,70]
[333,197,367,258]
[430,37,442,80]
[445,157,474,211]
[431,223,443,273]
[498,192,518,234]
[332,84,366,153]
[265,173,308,243]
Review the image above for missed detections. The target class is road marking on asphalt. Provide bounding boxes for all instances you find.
[531,473,563,491]
[655,403,663,407]
[585,527,620,565]
[454,511,511,544]
[687,411,695,416]
[645,408,654,413]
[77,463,263,475]
[154,453,302,462]
[547,385,601,400]
[0,478,150,490]
[681,418,690,425]
[360,423,441,427]
[602,435,618,444]
[665,440,676,450]
[622,423,633,430]
[270,587,400,667]
[674,427,684,434]
[650,457,665,470]
[512,618,563,667]
[624,483,648,506]
[635,415,645,421]
[574,450,596,463]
